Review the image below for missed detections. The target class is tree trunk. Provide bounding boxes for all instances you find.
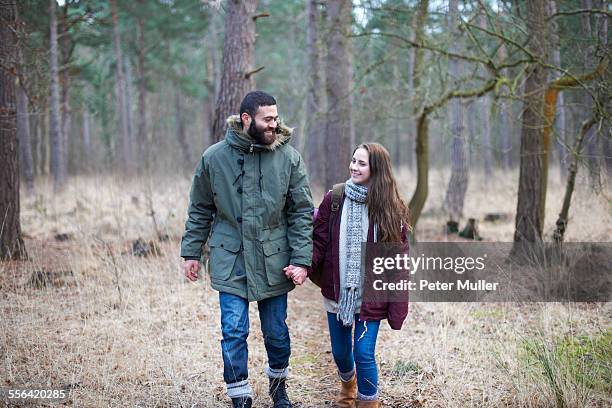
[514,0,548,243]
[59,5,72,176]
[205,13,223,147]
[202,38,215,148]
[136,9,147,169]
[285,22,303,154]
[210,11,222,113]
[175,92,191,166]
[499,99,512,170]
[547,0,567,179]
[305,0,325,188]
[407,0,429,231]
[30,108,39,176]
[211,0,258,141]
[0,0,26,259]
[100,90,113,165]
[60,83,71,175]
[467,94,492,179]
[409,112,430,230]
[393,62,402,167]
[581,0,600,190]
[82,110,91,168]
[443,0,468,222]
[324,0,353,188]
[17,82,34,192]
[477,11,493,178]
[124,57,135,160]
[203,62,214,148]
[15,15,34,191]
[49,0,64,190]
[466,100,477,167]
[599,1,611,179]
[39,103,48,175]
[110,0,132,173]
[481,96,493,175]
[553,117,596,243]
[498,43,512,170]
[405,11,418,173]
[408,78,496,233]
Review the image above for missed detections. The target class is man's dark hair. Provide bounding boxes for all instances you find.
[240,91,277,125]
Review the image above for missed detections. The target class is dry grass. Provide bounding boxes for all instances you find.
[1,171,610,407]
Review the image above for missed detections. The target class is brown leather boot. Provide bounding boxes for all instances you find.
[355,399,379,407]
[335,374,357,408]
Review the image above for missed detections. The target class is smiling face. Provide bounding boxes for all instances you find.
[242,105,278,145]
[349,147,371,186]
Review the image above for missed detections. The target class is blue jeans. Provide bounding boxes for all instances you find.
[327,313,380,398]
[219,292,290,386]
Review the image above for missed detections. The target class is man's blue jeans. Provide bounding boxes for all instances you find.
[219,292,290,395]
[327,312,380,398]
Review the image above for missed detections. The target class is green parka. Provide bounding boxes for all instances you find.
[181,115,313,301]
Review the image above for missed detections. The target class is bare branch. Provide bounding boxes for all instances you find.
[423,78,498,115]
[244,66,264,78]
[466,20,608,103]
[549,59,609,90]
[464,22,535,62]
[547,8,611,21]
[462,20,493,65]
[252,12,270,21]
[553,115,599,243]
[351,31,492,67]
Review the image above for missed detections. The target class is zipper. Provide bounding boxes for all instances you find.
[258,152,262,192]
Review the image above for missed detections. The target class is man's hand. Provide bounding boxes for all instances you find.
[283,265,308,285]
[183,259,201,281]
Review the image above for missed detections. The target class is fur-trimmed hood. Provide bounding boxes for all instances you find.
[225,115,292,152]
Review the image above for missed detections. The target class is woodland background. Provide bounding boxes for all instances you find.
[0,1,611,407]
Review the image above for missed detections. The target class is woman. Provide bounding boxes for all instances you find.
[310,143,409,407]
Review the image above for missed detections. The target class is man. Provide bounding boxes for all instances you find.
[181,91,312,408]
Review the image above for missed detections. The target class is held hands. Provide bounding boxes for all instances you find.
[183,259,201,281]
[283,265,308,285]
[184,260,306,284]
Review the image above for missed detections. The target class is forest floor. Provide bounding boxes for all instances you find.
[1,169,611,407]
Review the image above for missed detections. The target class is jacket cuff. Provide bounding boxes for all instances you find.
[182,256,201,261]
[292,263,310,269]
[305,266,312,276]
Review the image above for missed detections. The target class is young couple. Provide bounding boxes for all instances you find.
[181,91,409,408]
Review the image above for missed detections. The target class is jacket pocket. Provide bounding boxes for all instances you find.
[208,233,242,281]
[262,236,291,286]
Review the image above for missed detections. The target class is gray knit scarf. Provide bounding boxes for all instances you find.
[338,179,368,326]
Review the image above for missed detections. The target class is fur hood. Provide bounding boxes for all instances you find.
[225,115,292,151]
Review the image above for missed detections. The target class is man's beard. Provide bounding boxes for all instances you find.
[248,120,276,145]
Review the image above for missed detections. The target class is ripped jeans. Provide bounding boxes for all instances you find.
[326,313,381,398]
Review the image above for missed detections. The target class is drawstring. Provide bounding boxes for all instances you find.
[232,172,243,185]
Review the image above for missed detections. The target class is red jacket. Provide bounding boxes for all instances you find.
[311,190,409,330]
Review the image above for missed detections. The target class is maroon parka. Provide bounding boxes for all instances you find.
[310,190,409,330]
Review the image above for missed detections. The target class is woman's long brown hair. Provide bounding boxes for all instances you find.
[355,143,410,242]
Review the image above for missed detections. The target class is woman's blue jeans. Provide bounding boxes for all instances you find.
[327,312,380,397]
[219,292,290,386]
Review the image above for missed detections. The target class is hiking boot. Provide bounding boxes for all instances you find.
[269,377,292,408]
[335,373,357,407]
[356,399,379,407]
[231,396,252,408]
